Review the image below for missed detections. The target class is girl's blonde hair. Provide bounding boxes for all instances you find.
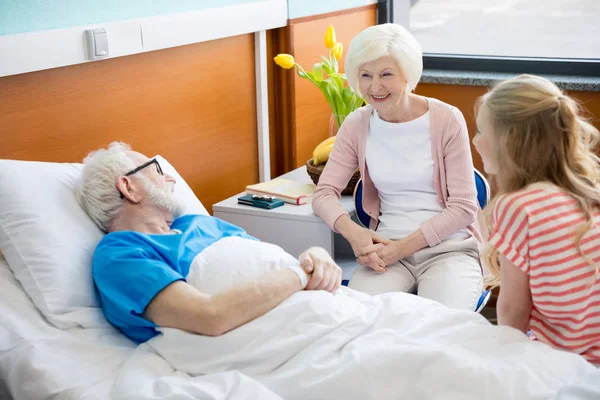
[478,74,600,288]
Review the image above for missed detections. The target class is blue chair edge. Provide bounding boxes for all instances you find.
[353,179,370,228]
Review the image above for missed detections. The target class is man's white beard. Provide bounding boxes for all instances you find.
[142,179,185,219]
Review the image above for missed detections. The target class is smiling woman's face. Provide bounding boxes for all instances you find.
[358,56,407,117]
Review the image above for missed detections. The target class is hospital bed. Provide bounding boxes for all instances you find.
[0,156,598,400]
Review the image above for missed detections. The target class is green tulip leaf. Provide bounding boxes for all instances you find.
[289,45,364,124]
[312,63,324,82]
[320,56,334,74]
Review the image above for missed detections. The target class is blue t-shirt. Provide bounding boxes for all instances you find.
[93,214,256,343]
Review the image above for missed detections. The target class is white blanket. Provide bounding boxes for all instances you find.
[0,254,135,400]
[114,238,597,400]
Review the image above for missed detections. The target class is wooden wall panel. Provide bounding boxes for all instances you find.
[0,34,258,214]
[568,90,600,130]
[415,83,600,174]
[267,27,296,176]
[415,84,488,172]
[278,5,377,172]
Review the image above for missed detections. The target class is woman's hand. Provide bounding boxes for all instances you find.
[359,241,403,267]
[359,230,427,266]
[347,227,391,272]
[335,215,390,272]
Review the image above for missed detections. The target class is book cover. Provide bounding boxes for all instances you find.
[245,178,316,205]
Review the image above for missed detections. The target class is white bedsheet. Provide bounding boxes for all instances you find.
[145,288,596,400]
[0,255,134,400]
[138,238,597,400]
[2,241,598,400]
[550,367,600,399]
[0,253,283,400]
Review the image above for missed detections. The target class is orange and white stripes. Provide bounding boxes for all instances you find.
[489,183,600,364]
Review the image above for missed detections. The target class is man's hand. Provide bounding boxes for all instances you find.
[298,247,342,292]
[359,241,403,267]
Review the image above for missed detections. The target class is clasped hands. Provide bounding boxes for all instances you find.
[295,229,401,294]
[348,227,402,272]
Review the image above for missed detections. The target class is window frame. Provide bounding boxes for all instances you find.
[379,0,600,77]
[423,55,600,77]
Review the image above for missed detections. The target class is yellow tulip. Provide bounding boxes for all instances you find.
[273,54,296,69]
[324,25,336,49]
[333,42,343,60]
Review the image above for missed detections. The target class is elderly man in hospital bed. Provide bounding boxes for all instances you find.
[76,142,596,400]
[77,142,340,343]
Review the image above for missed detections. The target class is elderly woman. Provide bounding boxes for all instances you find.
[312,23,483,310]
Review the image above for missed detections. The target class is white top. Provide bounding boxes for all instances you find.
[366,110,467,240]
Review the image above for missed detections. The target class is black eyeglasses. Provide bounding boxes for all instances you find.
[120,158,164,198]
[124,158,163,177]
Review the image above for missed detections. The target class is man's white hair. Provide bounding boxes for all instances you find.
[345,23,423,96]
[76,142,135,232]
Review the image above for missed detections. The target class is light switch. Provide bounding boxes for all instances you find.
[85,28,109,60]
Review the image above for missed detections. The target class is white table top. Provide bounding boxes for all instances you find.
[212,166,355,223]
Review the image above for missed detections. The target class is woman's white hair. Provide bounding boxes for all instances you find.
[345,23,423,96]
[75,142,136,232]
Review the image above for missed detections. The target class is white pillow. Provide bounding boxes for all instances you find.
[186,237,299,296]
[157,156,209,217]
[0,155,208,329]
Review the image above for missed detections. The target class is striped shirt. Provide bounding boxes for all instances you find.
[489,183,600,364]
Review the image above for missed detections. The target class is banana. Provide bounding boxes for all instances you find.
[312,136,335,159]
[312,136,336,166]
[313,142,334,167]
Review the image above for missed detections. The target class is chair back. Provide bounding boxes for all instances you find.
[353,169,491,228]
[474,168,490,209]
[353,179,370,228]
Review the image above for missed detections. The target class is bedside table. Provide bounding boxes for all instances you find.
[213,167,359,280]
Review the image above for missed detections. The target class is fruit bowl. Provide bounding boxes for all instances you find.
[306,159,360,196]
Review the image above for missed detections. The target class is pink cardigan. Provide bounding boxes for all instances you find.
[312,98,483,248]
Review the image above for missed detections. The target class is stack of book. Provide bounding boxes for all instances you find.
[245,178,316,205]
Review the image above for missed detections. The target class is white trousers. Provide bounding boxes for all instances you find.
[348,236,483,311]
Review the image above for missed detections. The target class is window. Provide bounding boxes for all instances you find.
[384,0,600,75]
[410,0,599,60]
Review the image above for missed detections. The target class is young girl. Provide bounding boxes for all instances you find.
[473,74,600,365]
